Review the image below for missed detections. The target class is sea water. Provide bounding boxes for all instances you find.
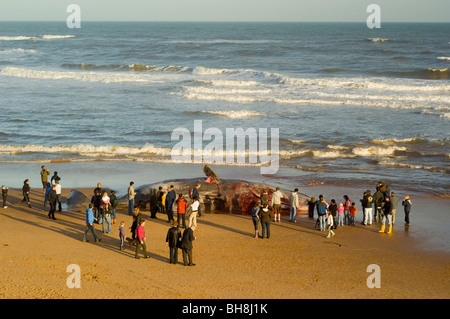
[0,22,449,196]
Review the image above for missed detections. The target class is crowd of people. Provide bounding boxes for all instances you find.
[2,166,414,265]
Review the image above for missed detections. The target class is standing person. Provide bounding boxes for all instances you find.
[402,195,412,225]
[83,203,101,243]
[258,204,273,239]
[361,190,374,226]
[373,187,384,223]
[337,203,344,226]
[166,185,176,223]
[317,196,328,231]
[101,192,112,234]
[55,180,62,212]
[289,188,299,223]
[272,187,283,222]
[91,190,102,222]
[188,197,199,229]
[48,184,58,220]
[326,211,335,238]
[328,199,338,229]
[390,192,399,224]
[40,166,50,194]
[20,179,32,208]
[379,196,393,234]
[42,182,52,211]
[176,194,188,228]
[149,189,158,219]
[307,197,316,219]
[343,195,351,225]
[260,189,269,207]
[110,190,118,224]
[349,202,357,225]
[166,221,182,264]
[191,183,202,217]
[119,221,126,250]
[2,185,8,208]
[50,171,61,185]
[157,186,164,217]
[130,207,142,241]
[181,226,196,266]
[251,201,261,238]
[135,220,149,259]
[128,182,136,216]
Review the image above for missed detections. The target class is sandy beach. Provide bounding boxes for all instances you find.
[0,184,448,300]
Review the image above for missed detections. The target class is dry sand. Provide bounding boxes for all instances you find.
[0,187,448,300]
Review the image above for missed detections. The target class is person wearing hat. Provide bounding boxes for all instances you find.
[402,195,412,225]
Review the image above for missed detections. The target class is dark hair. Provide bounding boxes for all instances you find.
[294,188,298,192]
[130,181,134,186]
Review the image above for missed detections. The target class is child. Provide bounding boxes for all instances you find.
[2,185,8,208]
[337,202,344,226]
[176,194,188,228]
[326,211,335,238]
[119,221,126,250]
[349,202,357,225]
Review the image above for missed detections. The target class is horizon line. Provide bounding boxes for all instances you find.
[1,20,449,23]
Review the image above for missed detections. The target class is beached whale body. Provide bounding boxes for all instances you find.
[128,178,308,215]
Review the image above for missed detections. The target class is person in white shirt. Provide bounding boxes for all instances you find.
[55,180,62,212]
[189,197,200,229]
[271,187,283,222]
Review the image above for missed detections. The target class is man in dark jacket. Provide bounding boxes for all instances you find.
[181,226,196,266]
[373,188,384,223]
[165,185,176,223]
[20,179,32,208]
[361,190,374,226]
[48,184,58,220]
[166,221,182,264]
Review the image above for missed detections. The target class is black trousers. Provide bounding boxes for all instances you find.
[182,248,193,265]
[169,247,178,264]
[48,202,56,219]
[177,213,186,228]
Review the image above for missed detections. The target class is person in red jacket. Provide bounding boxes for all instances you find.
[176,194,188,228]
[135,220,149,259]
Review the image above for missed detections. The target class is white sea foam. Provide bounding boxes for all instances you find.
[41,35,76,39]
[0,48,39,54]
[201,110,265,119]
[352,146,407,157]
[0,67,156,83]
[368,38,389,42]
[437,57,450,61]
[0,36,37,41]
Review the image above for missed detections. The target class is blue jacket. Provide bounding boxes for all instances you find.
[317,202,328,216]
[86,208,95,224]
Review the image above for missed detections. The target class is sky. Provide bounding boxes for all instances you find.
[0,0,449,22]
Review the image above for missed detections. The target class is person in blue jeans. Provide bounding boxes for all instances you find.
[317,197,328,231]
[128,181,136,216]
[83,203,101,242]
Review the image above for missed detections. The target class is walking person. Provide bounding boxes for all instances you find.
[328,199,337,229]
[128,181,136,216]
[135,220,149,259]
[272,187,283,222]
[83,203,101,243]
[19,179,32,208]
[258,204,273,239]
[326,211,335,238]
[402,195,412,225]
[181,226,196,266]
[166,221,182,264]
[119,221,126,250]
[289,188,299,223]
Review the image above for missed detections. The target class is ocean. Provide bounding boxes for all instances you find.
[0,21,449,196]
